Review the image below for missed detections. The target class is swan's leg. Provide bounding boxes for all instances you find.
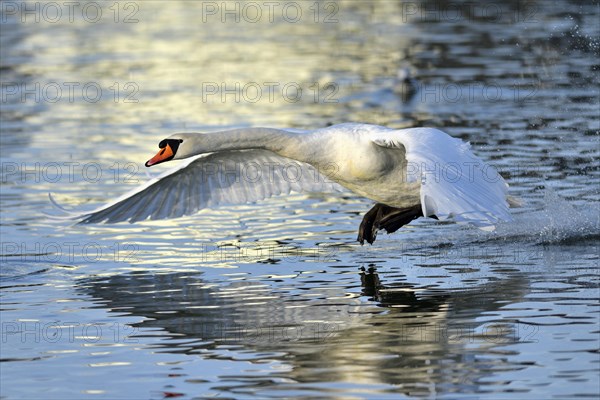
[357,204,384,245]
[357,204,424,245]
[377,204,424,234]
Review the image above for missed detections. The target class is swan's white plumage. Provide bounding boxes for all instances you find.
[51,123,513,231]
[371,127,511,230]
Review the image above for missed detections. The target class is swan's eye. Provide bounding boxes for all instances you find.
[179,139,183,143]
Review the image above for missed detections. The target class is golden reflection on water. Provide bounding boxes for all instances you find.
[13,0,416,137]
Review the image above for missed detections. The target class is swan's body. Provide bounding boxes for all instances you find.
[55,123,514,243]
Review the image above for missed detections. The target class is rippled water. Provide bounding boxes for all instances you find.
[1,1,599,399]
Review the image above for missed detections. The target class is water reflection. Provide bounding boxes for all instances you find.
[2,0,598,398]
[79,267,530,396]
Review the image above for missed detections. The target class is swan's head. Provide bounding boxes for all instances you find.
[145,134,195,167]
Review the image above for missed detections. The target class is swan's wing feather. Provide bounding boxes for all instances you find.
[63,149,344,224]
[373,128,511,230]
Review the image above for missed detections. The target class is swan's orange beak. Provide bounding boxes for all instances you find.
[145,144,174,167]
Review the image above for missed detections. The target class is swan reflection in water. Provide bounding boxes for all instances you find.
[78,268,531,396]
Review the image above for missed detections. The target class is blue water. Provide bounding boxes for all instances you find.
[1,1,599,399]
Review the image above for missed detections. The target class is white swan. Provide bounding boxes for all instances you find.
[54,123,516,244]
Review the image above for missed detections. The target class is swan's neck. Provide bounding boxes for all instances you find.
[197,128,305,159]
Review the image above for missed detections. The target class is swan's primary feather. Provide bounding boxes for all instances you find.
[372,127,511,230]
[58,149,345,223]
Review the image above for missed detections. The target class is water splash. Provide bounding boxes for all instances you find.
[494,188,599,244]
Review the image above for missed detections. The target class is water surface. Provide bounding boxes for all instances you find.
[1,1,599,399]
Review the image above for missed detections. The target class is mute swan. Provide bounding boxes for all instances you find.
[54,123,515,244]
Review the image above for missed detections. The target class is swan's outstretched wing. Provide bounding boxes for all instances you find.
[54,150,345,223]
[373,128,511,230]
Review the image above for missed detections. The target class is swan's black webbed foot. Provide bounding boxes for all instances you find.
[357,203,384,245]
[357,203,425,245]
